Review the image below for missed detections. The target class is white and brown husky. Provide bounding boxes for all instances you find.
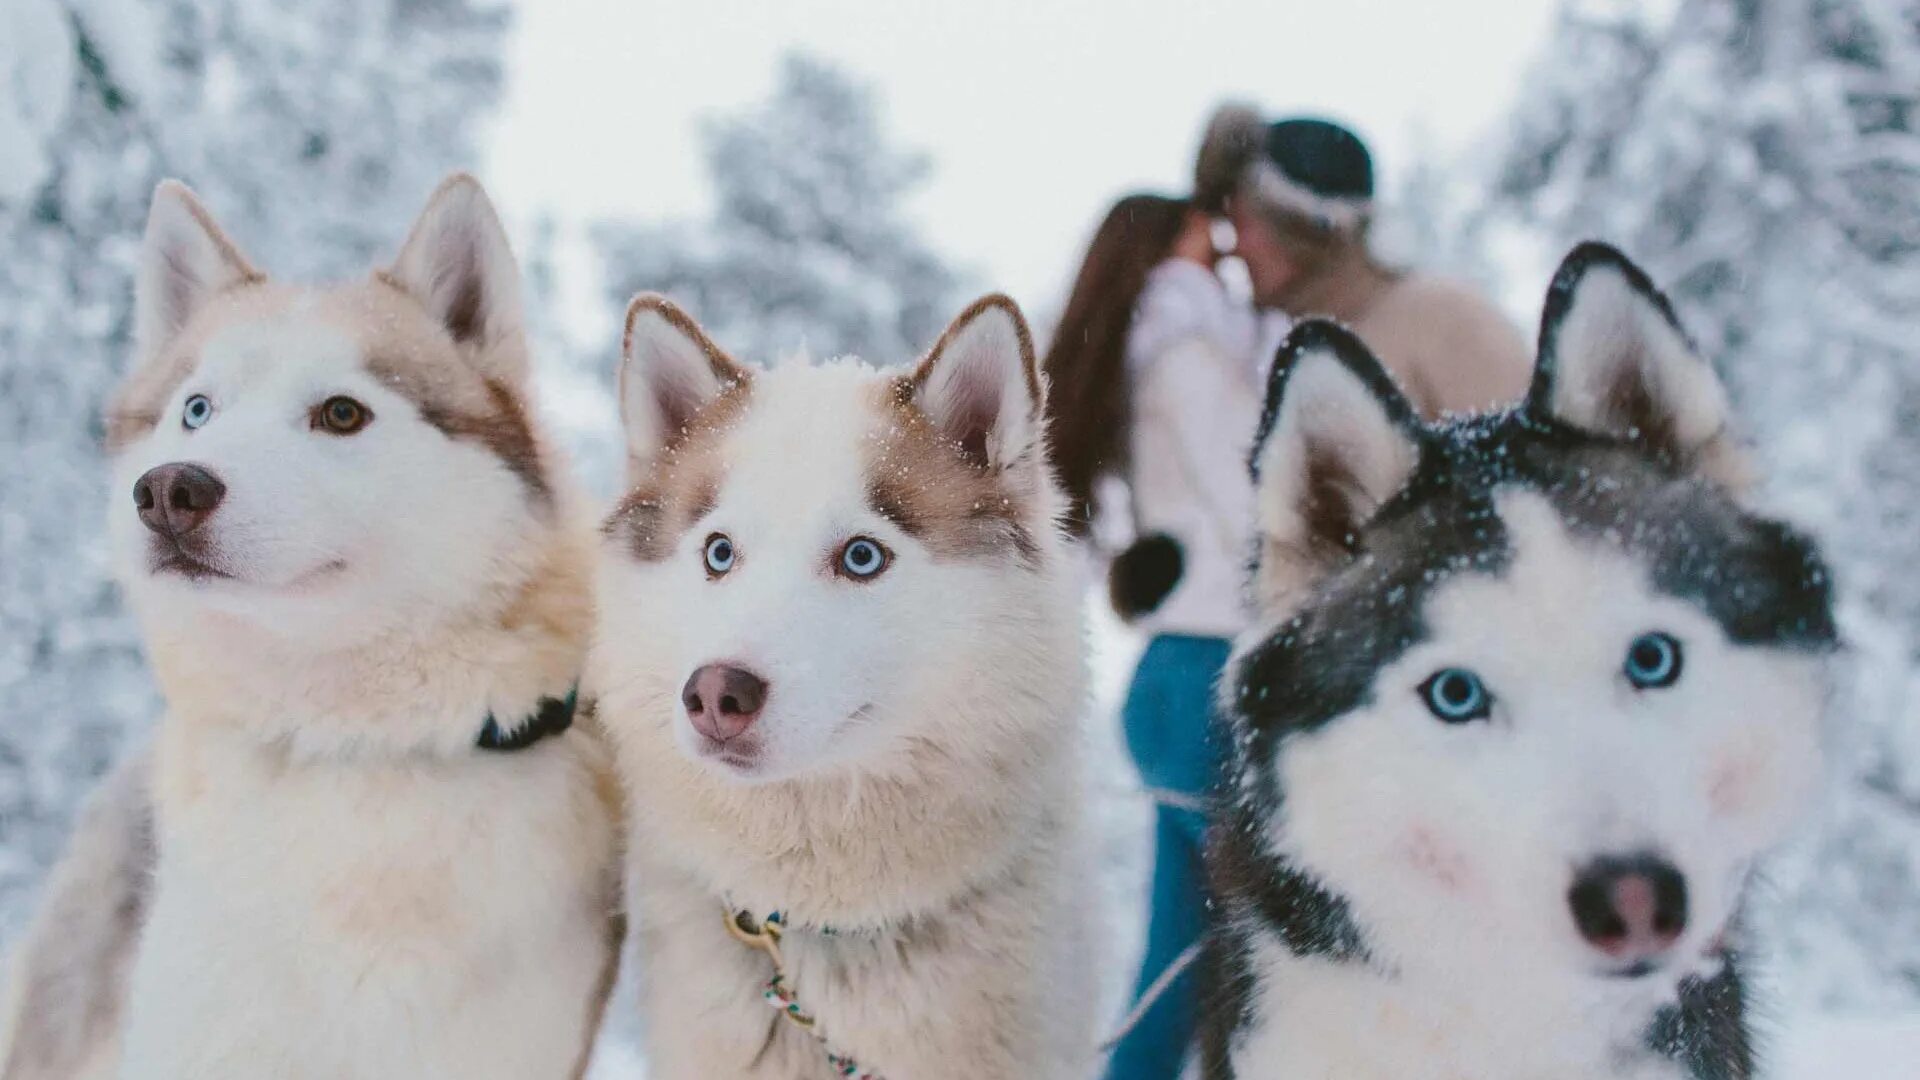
[2,176,619,1079]
[588,294,1094,1078]
[1200,243,1839,1079]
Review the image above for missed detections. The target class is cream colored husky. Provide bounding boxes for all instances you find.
[2,175,619,1080]
[589,293,1094,1079]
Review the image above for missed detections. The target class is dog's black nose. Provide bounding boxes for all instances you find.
[1569,854,1687,966]
[681,664,769,743]
[134,463,226,539]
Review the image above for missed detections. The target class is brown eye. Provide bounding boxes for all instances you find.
[314,396,372,435]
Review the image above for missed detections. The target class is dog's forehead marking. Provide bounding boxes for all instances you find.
[690,356,1040,563]
[602,361,869,565]
[1421,489,1664,653]
[718,360,876,525]
[192,302,363,391]
[1434,417,1834,651]
[1237,490,1637,775]
[604,354,1047,571]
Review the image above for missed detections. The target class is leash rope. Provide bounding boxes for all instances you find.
[724,907,886,1080]
[1094,785,1210,1053]
[721,784,1208,1072]
[1099,940,1204,1052]
[1134,785,1210,813]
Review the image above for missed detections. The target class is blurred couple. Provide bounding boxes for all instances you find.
[1042,105,1530,1079]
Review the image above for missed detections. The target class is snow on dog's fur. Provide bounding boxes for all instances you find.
[589,294,1093,1079]
[1199,243,1838,1080]
[1,176,620,1080]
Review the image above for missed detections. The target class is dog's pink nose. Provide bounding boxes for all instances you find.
[1569,855,1687,966]
[681,664,768,743]
[134,463,226,539]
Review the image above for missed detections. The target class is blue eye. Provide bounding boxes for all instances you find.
[1624,632,1683,689]
[182,394,213,430]
[1420,668,1491,723]
[703,533,735,577]
[838,537,889,580]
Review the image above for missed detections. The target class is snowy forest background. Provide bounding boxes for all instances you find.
[2,0,1917,1068]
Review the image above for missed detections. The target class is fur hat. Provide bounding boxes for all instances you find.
[1193,104,1374,230]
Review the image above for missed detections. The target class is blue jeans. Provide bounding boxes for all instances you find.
[1104,634,1231,1080]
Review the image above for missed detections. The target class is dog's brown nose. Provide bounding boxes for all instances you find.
[1569,854,1687,967]
[681,664,768,743]
[134,463,226,539]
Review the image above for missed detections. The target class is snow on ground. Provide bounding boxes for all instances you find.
[1772,1013,1920,1078]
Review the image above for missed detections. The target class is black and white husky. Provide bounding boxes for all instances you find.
[1199,243,1838,1079]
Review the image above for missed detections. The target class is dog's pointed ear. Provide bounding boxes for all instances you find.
[909,294,1044,471]
[135,180,262,366]
[1530,242,1749,488]
[385,173,528,384]
[619,294,750,479]
[1249,321,1422,616]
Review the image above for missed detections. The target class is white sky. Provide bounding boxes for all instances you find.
[488,0,1559,325]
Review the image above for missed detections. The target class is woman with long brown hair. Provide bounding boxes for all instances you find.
[1048,194,1191,536]
[1045,193,1281,1080]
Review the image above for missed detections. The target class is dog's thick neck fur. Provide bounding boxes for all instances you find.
[143,515,592,763]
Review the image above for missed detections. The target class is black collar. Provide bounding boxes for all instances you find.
[476,689,577,752]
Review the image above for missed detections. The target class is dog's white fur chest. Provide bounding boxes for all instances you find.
[626,832,1093,1080]
[120,724,613,1080]
[1231,938,1690,1080]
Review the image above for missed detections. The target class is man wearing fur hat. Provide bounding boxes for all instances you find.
[1194,106,1530,417]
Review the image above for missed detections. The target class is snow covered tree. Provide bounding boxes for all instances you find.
[593,54,963,365]
[1373,131,1509,302]
[1484,0,1920,1008]
[0,0,507,941]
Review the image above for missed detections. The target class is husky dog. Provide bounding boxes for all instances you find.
[589,294,1092,1079]
[1199,243,1838,1079]
[1,176,621,1080]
